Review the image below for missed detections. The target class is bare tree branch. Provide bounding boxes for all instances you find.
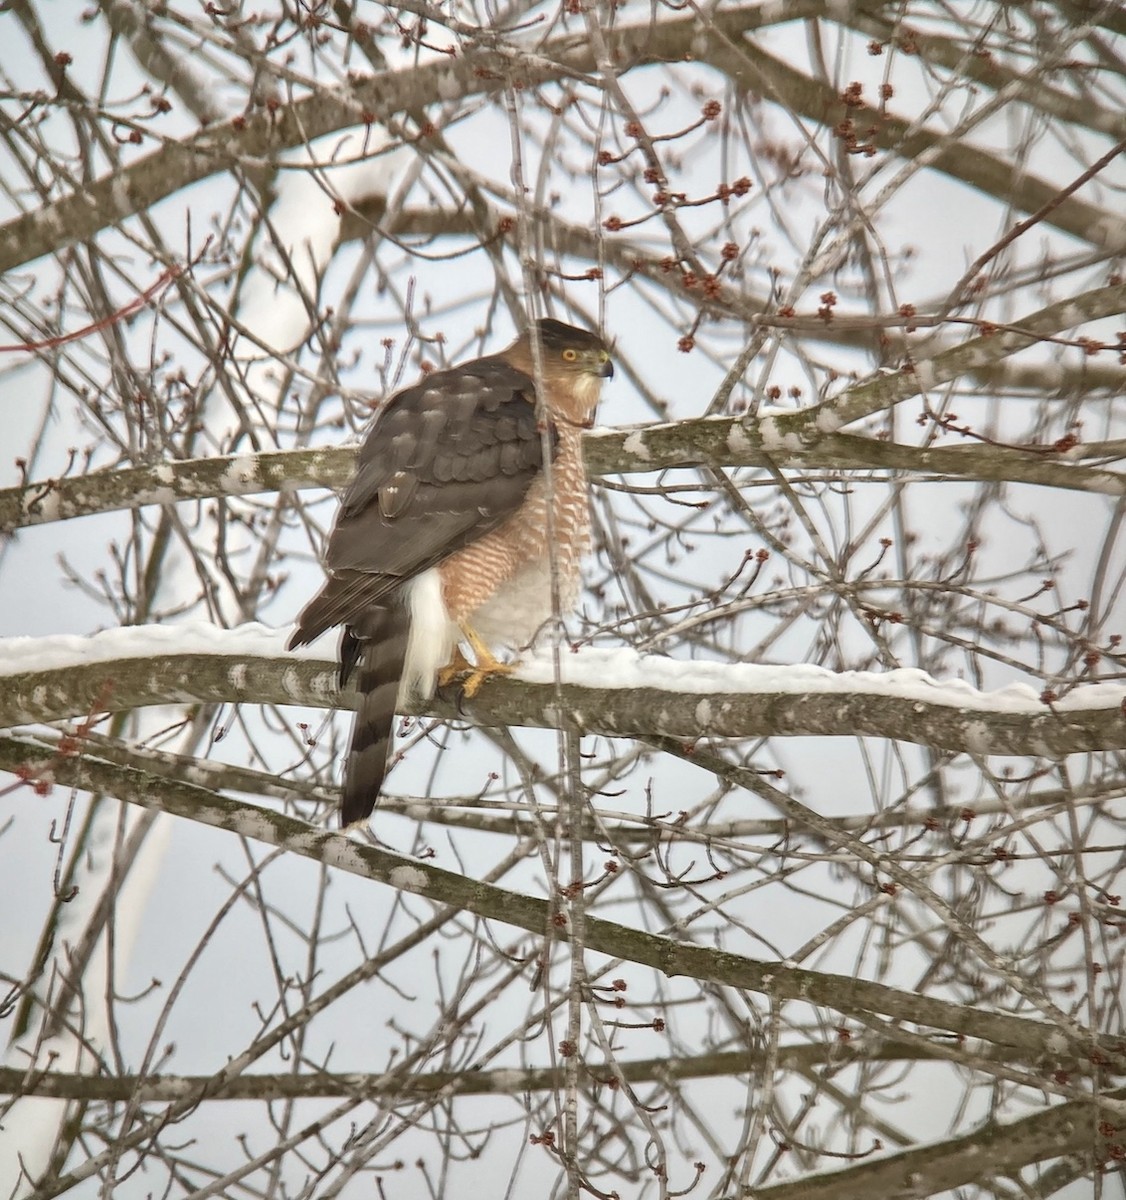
[745,1089,1126,1200]
[3,730,1117,1067]
[3,1038,1063,1103]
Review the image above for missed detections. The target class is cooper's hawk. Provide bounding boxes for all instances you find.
[289,318,613,825]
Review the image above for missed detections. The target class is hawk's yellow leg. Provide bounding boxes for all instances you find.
[438,623,515,697]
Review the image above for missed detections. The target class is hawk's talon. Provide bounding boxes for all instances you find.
[460,656,516,698]
[437,647,473,688]
[450,625,517,697]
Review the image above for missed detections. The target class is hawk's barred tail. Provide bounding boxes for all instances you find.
[341,606,409,826]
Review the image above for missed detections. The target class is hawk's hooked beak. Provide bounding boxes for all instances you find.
[592,352,614,380]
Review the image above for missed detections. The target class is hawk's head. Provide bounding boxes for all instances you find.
[507,318,613,420]
[527,318,614,379]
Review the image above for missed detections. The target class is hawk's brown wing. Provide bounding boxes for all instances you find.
[288,355,554,649]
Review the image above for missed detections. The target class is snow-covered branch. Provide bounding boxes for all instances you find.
[1,626,1122,759]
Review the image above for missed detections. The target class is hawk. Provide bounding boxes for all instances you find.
[289,318,614,825]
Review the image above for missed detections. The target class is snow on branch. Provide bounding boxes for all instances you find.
[0,624,1122,759]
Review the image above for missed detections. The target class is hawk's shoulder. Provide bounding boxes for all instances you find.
[342,353,548,518]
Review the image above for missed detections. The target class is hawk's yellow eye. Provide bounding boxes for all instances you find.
[562,348,578,362]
